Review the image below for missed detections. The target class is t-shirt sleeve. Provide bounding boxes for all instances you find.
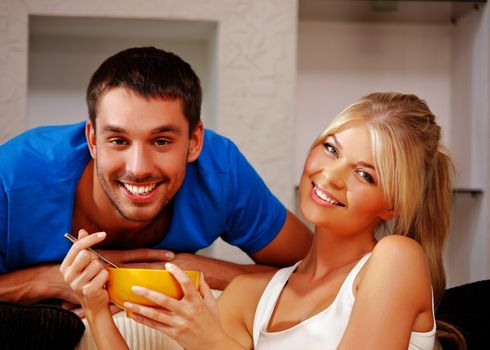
[0,182,7,273]
[221,143,286,254]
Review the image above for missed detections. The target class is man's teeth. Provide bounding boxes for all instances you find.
[124,183,156,196]
[314,186,340,205]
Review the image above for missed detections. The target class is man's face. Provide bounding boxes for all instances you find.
[86,87,203,223]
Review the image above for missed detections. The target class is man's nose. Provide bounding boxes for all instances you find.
[126,144,153,178]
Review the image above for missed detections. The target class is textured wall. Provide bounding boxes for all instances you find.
[0,0,298,210]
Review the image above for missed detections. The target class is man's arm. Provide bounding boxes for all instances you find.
[169,253,274,291]
[0,210,312,299]
[0,264,77,304]
[250,210,313,266]
[0,248,174,305]
[171,210,313,290]
[0,181,75,304]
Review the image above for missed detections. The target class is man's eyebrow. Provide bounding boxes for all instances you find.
[150,125,182,134]
[100,124,183,134]
[101,125,127,134]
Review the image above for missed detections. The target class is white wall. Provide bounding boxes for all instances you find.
[296,20,451,182]
[450,9,488,191]
[296,9,490,287]
[446,7,489,287]
[28,17,216,130]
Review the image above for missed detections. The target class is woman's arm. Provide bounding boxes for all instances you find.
[60,229,129,350]
[85,305,129,350]
[124,262,253,350]
[61,230,262,350]
[218,271,272,349]
[338,235,434,350]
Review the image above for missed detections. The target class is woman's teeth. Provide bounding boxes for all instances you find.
[124,183,156,196]
[314,186,340,205]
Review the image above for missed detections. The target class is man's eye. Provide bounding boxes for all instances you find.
[358,170,375,184]
[155,139,170,146]
[109,139,126,146]
[323,142,338,156]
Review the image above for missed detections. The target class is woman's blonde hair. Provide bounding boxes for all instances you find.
[312,92,465,349]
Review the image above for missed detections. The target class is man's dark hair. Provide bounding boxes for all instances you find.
[86,47,202,133]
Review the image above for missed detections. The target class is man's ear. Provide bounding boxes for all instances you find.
[86,121,97,159]
[187,121,204,162]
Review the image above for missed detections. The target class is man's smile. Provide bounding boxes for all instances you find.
[123,183,157,196]
[119,181,162,203]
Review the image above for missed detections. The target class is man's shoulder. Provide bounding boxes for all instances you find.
[0,121,87,156]
[197,129,243,172]
[202,129,238,154]
[0,122,90,191]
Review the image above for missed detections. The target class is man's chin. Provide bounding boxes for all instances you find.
[116,208,160,223]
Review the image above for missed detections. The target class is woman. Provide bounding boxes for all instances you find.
[61,92,465,349]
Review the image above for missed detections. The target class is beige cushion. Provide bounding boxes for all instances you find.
[76,311,183,350]
[76,290,222,350]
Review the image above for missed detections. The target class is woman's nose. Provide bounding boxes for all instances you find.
[322,161,346,189]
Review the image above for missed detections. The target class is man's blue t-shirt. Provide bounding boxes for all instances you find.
[0,122,286,273]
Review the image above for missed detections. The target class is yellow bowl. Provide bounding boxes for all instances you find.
[107,268,200,309]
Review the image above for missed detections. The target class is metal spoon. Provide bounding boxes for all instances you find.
[64,233,119,268]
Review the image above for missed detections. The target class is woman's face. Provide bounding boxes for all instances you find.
[299,122,393,237]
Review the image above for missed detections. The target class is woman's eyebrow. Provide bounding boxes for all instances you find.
[332,134,343,150]
[359,161,376,170]
[331,134,376,171]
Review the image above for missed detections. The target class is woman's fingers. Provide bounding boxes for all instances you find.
[128,263,202,314]
[129,311,174,335]
[78,228,89,239]
[60,231,108,294]
[69,259,107,293]
[199,273,213,300]
[130,286,180,310]
[126,263,198,325]
[123,265,225,349]
[79,268,109,296]
[124,297,180,327]
[198,274,219,317]
[60,231,106,271]
[62,249,94,283]
[165,263,199,299]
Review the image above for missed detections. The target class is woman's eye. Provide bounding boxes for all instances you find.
[323,142,338,157]
[358,170,375,184]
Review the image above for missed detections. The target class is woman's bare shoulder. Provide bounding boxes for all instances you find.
[219,270,276,305]
[358,234,431,304]
[217,270,276,347]
[371,235,426,267]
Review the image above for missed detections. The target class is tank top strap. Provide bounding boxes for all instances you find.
[252,261,301,346]
[338,253,372,299]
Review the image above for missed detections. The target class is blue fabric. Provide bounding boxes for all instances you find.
[0,122,286,273]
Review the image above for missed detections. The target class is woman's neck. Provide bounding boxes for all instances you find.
[298,227,376,278]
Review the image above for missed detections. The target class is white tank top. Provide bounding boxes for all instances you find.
[253,254,435,350]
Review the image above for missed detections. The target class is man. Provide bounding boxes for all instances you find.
[0,47,312,313]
